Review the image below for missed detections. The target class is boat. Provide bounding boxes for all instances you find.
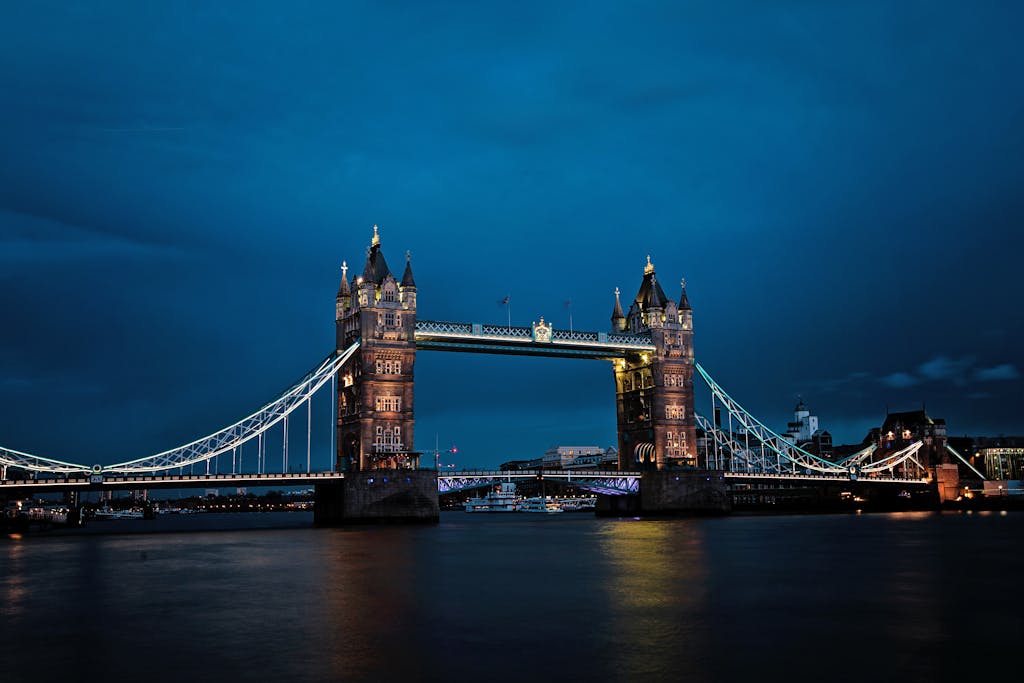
[519,496,564,513]
[464,482,520,512]
[93,506,145,520]
[556,496,597,512]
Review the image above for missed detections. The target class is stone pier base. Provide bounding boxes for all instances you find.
[639,470,731,516]
[595,493,642,516]
[934,464,961,504]
[596,470,732,517]
[314,470,439,525]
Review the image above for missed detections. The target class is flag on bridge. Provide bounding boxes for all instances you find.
[499,294,511,329]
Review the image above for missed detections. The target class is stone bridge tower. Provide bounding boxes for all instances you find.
[612,256,697,470]
[335,226,419,471]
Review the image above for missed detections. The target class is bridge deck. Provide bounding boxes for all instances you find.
[0,472,347,493]
[414,320,654,359]
[1,469,929,494]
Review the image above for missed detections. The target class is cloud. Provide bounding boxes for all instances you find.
[879,355,1016,389]
[974,364,1020,381]
[0,208,186,267]
[812,370,872,394]
[881,372,919,389]
[918,355,974,382]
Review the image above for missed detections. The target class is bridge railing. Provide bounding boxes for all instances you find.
[416,320,655,348]
[479,323,532,338]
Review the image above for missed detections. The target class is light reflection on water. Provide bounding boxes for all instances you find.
[1,511,1020,683]
[599,520,711,681]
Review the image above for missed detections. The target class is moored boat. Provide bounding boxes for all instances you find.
[556,496,597,512]
[464,482,520,512]
[519,496,564,513]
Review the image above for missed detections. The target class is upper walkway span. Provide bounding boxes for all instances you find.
[414,320,655,360]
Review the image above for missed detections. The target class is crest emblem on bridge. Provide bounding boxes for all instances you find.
[531,316,553,343]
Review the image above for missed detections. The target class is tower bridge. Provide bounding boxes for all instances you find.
[1,225,961,522]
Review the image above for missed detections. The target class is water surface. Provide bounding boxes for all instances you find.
[2,510,1018,682]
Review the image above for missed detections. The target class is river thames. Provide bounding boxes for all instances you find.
[2,510,1019,682]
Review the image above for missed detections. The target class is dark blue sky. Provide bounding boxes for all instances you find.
[2,2,1022,469]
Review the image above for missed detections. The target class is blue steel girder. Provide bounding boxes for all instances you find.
[438,470,641,496]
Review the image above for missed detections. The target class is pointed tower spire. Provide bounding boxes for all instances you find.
[401,250,416,288]
[337,260,350,297]
[678,277,691,310]
[611,286,625,331]
[362,226,392,283]
[648,274,663,309]
[362,245,375,281]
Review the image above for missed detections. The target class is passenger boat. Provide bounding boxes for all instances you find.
[93,506,145,520]
[519,496,564,513]
[557,496,597,512]
[464,482,520,512]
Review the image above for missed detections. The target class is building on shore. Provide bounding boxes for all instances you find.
[500,446,618,471]
[947,435,1024,481]
[782,398,833,459]
[863,408,949,476]
[499,457,543,471]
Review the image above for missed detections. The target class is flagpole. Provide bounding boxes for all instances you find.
[507,294,511,331]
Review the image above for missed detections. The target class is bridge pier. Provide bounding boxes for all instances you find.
[596,470,731,517]
[639,470,731,516]
[934,463,961,504]
[314,470,439,525]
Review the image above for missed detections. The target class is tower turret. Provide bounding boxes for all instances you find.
[678,279,692,331]
[336,261,351,320]
[611,287,626,332]
[400,250,417,309]
[646,274,664,329]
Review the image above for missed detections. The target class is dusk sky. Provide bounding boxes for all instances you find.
[2,2,1022,470]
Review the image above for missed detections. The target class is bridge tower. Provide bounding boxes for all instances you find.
[611,257,697,470]
[335,226,419,471]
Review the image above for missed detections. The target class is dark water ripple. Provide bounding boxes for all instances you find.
[2,510,1020,683]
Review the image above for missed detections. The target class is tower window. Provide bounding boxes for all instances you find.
[374,424,404,452]
[375,396,401,412]
[376,358,402,374]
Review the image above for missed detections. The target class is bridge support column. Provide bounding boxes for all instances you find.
[638,470,730,515]
[934,463,961,504]
[314,470,438,525]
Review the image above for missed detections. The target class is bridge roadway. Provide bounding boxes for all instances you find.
[414,320,655,359]
[0,469,647,495]
[0,468,929,495]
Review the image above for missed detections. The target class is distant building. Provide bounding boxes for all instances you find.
[499,458,542,471]
[543,446,605,469]
[864,408,949,476]
[980,447,1024,480]
[783,399,833,460]
[563,447,618,470]
[500,446,619,471]
[948,435,1024,480]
